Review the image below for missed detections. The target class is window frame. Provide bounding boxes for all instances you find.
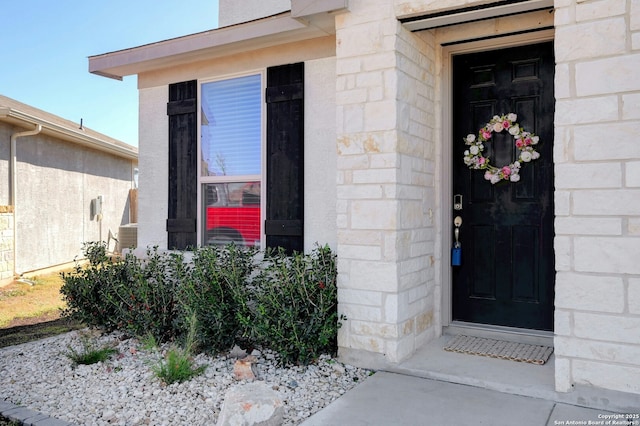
[197,70,266,248]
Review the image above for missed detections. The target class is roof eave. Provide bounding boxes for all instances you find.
[88,12,334,80]
[0,107,138,161]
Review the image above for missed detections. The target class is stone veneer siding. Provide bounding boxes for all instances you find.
[336,0,438,366]
[552,0,640,394]
[335,0,640,395]
[0,207,14,282]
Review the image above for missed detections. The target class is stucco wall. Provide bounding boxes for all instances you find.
[136,38,337,253]
[0,122,135,274]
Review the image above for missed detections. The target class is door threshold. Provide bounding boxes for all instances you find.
[445,321,554,347]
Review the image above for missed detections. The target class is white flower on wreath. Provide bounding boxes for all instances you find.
[462,113,542,185]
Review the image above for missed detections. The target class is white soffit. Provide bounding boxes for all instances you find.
[400,0,554,31]
[89,12,332,80]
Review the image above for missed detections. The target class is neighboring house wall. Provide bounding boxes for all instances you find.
[12,131,134,272]
[0,98,138,278]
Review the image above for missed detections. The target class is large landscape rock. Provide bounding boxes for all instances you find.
[217,382,284,426]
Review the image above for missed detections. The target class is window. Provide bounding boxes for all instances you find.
[200,73,263,247]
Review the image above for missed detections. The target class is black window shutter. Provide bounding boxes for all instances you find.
[167,80,197,250]
[265,63,304,254]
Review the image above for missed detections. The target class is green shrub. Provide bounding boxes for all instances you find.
[251,245,342,365]
[61,244,183,342]
[61,242,342,365]
[176,244,256,353]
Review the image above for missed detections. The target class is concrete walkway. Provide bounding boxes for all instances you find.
[301,371,624,426]
[303,334,640,426]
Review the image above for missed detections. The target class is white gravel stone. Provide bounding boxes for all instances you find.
[0,330,371,425]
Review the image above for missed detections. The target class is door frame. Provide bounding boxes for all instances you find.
[439,29,556,332]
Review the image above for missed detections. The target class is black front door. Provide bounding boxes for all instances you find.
[451,42,555,331]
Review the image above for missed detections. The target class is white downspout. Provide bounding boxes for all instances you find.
[10,124,42,277]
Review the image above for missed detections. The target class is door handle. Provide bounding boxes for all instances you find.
[453,216,462,246]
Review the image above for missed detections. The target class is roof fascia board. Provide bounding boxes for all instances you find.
[399,0,554,31]
[89,12,326,80]
[0,108,138,161]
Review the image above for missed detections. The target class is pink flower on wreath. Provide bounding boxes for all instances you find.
[502,166,511,177]
[524,137,532,146]
[515,139,524,148]
[478,157,486,165]
[481,129,492,139]
[502,120,510,129]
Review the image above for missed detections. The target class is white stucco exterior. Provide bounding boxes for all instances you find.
[89,0,640,403]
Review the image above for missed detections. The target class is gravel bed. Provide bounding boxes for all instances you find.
[0,329,371,425]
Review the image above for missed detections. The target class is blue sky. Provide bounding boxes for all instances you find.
[1,1,219,147]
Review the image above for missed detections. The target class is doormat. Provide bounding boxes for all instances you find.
[443,335,553,365]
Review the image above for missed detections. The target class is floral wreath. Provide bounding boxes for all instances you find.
[463,113,540,184]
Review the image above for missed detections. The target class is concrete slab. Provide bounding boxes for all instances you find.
[302,371,557,426]
[548,403,617,425]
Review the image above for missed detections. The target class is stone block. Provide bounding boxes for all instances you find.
[554,217,621,235]
[572,359,640,394]
[555,163,622,189]
[217,382,284,426]
[629,277,640,314]
[365,100,397,131]
[345,261,398,292]
[348,333,385,354]
[350,320,400,338]
[575,236,640,274]
[574,122,640,160]
[338,288,382,306]
[573,190,640,215]
[576,53,640,96]
[554,63,571,99]
[341,302,383,322]
[632,0,640,30]
[554,191,571,216]
[576,0,626,21]
[630,218,640,235]
[574,312,640,344]
[625,161,640,187]
[554,236,572,271]
[384,333,415,362]
[555,96,618,125]
[338,244,382,261]
[555,273,624,312]
[622,93,640,120]
[554,308,572,336]
[555,19,626,62]
[555,336,640,365]
[554,356,573,392]
[351,200,397,230]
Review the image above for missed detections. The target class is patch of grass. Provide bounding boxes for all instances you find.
[66,334,118,366]
[151,313,206,384]
[0,271,69,328]
[151,347,206,385]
